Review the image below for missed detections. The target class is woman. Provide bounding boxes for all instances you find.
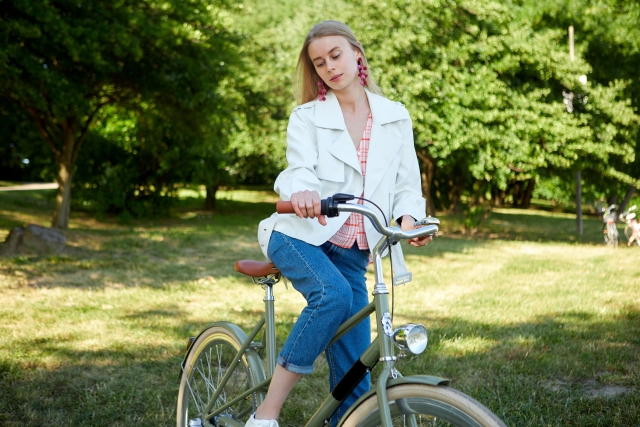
[248,21,431,427]
[627,217,640,246]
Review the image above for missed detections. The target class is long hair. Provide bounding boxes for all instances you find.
[292,21,383,105]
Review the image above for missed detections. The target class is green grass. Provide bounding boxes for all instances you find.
[0,189,639,426]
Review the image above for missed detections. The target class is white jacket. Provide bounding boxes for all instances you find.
[258,88,426,281]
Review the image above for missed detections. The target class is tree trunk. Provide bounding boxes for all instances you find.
[576,171,583,235]
[449,183,463,215]
[51,126,79,230]
[417,150,436,216]
[52,162,73,229]
[512,181,523,207]
[618,185,637,215]
[26,102,100,230]
[205,185,218,210]
[495,189,505,207]
[521,179,535,209]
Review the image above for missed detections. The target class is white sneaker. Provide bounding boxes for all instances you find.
[245,413,279,427]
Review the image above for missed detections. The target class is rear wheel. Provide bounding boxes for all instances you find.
[625,225,634,240]
[604,223,618,246]
[609,223,619,246]
[176,327,263,427]
[341,384,506,427]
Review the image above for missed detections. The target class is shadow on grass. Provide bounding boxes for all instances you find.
[435,210,609,246]
[399,305,640,426]
[0,345,181,426]
[2,304,638,426]
[480,211,608,245]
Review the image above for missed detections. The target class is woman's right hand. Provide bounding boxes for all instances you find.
[290,190,327,226]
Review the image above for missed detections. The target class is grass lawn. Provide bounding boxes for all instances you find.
[0,188,639,426]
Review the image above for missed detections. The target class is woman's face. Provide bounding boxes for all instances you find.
[308,35,361,92]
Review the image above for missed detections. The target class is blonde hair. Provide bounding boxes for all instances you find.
[292,21,383,105]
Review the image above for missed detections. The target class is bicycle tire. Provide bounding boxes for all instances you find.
[176,326,262,427]
[341,384,506,427]
[609,223,619,246]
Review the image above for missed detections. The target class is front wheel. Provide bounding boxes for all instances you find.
[341,384,506,427]
[176,326,263,427]
[603,223,618,246]
[603,224,610,244]
[624,225,634,240]
[609,223,619,246]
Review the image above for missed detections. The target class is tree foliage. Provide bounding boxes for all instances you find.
[517,0,640,210]
[350,0,638,214]
[1,0,638,222]
[0,0,242,226]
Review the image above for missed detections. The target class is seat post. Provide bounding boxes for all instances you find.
[264,284,277,377]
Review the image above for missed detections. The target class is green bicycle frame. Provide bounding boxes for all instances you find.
[183,205,444,427]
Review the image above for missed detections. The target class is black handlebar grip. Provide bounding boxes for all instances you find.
[320,198,337,217]
[279,194,354,218]
[323,193,355,217]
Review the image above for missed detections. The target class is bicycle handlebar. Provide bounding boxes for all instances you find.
[275,201,296,214]
[276,195,439,242]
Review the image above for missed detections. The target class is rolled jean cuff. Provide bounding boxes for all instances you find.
[277,355,314,375]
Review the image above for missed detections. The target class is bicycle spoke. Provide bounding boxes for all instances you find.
[180,335,257,424]
[216,345,227,404]
[195,364,220,398]
[182,363,203,415]
[206,347,214,402]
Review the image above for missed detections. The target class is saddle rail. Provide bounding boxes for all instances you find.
[234,260,281,286]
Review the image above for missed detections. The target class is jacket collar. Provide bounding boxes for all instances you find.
[314,88,408,130]
[314,88,408,195]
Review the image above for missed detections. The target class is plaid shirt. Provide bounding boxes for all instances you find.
[328,113,372,250]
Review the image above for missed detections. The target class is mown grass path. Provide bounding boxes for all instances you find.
[0,189,638,426]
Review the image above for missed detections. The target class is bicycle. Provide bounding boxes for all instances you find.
[601,204,619,247]
[619,205,639,246]
[176,193,507,427]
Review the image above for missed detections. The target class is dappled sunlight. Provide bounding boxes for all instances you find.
[439,335,497,357]
[2,189,640,426]
[178,187,279,204]
[493,208,579,219]
[0,209,51,229]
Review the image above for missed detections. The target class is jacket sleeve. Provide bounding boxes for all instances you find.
[392,115,427,222]
[274,107,322,200]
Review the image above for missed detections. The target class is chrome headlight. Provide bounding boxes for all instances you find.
[393,324,428,354]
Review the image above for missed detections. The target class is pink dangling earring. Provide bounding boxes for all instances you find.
[317,80,327,101]
[357,57,368,86]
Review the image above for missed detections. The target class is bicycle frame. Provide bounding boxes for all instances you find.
[185,204,442,427]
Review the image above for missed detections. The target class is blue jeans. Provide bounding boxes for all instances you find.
[267,231,371,426]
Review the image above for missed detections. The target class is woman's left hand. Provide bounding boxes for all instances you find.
[400,214,433,247]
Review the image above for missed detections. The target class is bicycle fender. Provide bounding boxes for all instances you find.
[178,321,266,386]
[336,375,449,426]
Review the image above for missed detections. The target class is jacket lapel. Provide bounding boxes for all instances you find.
[315,91,361,173]
[365,122,402,196]
[314,89,410,188]
[364,89,408,196]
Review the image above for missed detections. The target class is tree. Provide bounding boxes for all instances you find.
[350,0,638,215]
[517,0,640,211]
[0,0,241,228]
[0,99,55,182]
[225,0,354,194]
